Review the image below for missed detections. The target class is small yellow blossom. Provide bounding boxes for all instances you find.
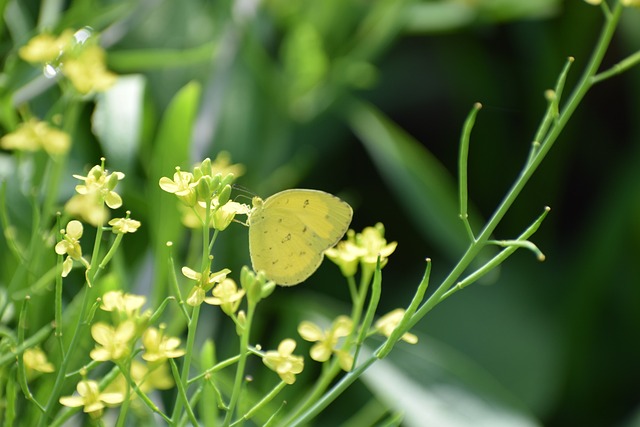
[64,193,109,226]
[90,321,136,362]
[105,360,174,401]
[622,0,640,6]
[108,216,141,234]
[141,326,186,363]
[262,339,304,385]
[181,199,250,230]
[326,223,397,278]
[159,169,198,207]
[23,347,55,379]
[209,151,245,178]
[374,308,418,345]
[100,290,147,319]
[55,220,85,277]
[0,118,71,155]
[73,164,125,209]
[132,361,174,391]
[18,30,73,63]
[298,316,353,371]
[59,379,125,418]
[204,278,245,315]
[182,266,231,306]
[63,45,117,94]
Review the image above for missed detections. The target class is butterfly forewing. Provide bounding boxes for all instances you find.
[249,189,353,285]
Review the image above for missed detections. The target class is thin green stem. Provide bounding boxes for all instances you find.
[458,102,481,241]
[223,300,255,426]
[231,381,288,426]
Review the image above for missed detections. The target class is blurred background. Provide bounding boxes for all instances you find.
[2,0,640,425]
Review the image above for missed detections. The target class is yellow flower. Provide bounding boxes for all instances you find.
[23,347,55,379]
[89,321,136,362]
[100,290,147,319]
[182,266,231,306]
[374,309,418,345]
[59,379,125,419]
[204,278,245,315]
[209,151,245,178]
[102,360,173,406]
[159,169,198,207]
[62,44,117,94]
[326,223,397,278]
[64,192,109,227]
[18,30,73,63]
[262,339,304,385]
[132,360,174,391]
[298,316,353,371]
[209,199,250,231]
[55,220,84,277]
[141,326,186,363]
[622,0,640,6]
[324,232,365,277]
[73,164,125,209]
[0,118,71,155]
[108,216,141,234]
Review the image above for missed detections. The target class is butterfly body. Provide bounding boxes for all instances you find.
[248,189,353,286]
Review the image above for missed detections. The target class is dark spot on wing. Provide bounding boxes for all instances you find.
[282,233,291,243]
[303,199,309,208]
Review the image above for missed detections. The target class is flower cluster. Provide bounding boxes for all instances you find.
[60,290,184,418]
[19,27,117,94]
[55,160,139,277]
[64,159,132,226]
[325,222,397,278]
[54,220,90,277]
[0,118,70,155]
[159,155,249,230]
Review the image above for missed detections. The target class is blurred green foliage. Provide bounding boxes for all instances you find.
[1,0,640,425]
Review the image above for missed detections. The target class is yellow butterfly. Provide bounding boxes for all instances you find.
[248,189,353,286]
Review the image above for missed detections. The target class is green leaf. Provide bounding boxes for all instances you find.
[361,336,541,427]
[147,81,201,304]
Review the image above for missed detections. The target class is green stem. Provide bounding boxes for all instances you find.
[458,102,481,241]
[223,300,255,426]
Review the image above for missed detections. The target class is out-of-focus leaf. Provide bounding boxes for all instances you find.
[347,99,474,260]
[405,0,560,34]
[107,42,216,71]
[92,75,146,174]
[147,81,200,303]
[360,336,541,427]
[404,2,476,33]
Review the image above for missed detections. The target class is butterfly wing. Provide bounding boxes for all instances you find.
[249,189,353,285]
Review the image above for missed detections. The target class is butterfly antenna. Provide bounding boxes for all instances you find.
[232,184,257,203]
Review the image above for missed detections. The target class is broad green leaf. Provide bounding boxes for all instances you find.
[360,336,542,427]
[147,81,200,305]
